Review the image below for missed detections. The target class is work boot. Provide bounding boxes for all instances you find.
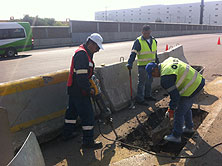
[144,96,157,101]
[62,132,78,141]
[82,141,103,149]
[135,100,149,106]
[164,134,181,143]
[183,126,195,134]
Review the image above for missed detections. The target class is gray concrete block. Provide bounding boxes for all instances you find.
[7,132,45,166]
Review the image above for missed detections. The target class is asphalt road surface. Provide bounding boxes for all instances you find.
[1,33,222,83]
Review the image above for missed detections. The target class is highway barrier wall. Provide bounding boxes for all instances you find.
[0,71,69,147]
[70,21,222,45]
[32,26,72,49]
[0,45,188,148]
[32,21,222,48]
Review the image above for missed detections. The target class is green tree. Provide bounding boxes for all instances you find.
[19,15,67,26]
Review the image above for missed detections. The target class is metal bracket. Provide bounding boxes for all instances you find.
[120,56,124,62]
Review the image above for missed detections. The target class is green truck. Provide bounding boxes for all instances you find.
[0,22,33,57]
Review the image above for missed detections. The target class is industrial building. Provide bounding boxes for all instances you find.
[95,1,222,25]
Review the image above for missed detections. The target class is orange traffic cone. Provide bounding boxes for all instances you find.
[217,37,221,45]
[165,44,169,51]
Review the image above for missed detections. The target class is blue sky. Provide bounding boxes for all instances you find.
[0,0,218,21]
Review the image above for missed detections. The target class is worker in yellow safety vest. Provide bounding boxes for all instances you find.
[146,57,205,143]
[126,24,159,106]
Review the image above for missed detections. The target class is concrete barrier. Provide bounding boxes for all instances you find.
[0,107,13,166]
[0,45,187,148]
[0,70,69,147]
[7,132,45,166]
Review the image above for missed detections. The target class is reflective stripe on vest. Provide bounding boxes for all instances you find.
[82,126,94,130]
[161,57,202,96]
[179,69,198,95]
[73,62,94,74]
[74,69,88,74]
[137,58,156,62]
[137,36,157,66]
[138,51,157,55]
[65,119,77,124]
[67,45,94,87]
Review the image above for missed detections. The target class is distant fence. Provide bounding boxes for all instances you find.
[31,26,72,49]
[31,20,222,48]
[31,26,71,39]
[70,21,222,33]
[70,20,222,44]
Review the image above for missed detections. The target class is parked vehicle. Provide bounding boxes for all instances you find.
[0,22,33,57]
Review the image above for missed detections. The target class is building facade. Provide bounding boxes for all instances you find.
[95,1,222,25]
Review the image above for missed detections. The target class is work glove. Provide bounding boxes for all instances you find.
[165,108,174,119]
[126,64,132,70]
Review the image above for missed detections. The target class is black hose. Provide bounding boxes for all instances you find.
[97,122,222,159]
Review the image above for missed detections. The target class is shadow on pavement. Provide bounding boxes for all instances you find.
[154,132,222,166]
[41,133,116,166]
[0,55,31,61]
[195,90,218,106]
[184,134,222,166]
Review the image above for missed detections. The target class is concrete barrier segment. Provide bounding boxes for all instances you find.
[7,132,45,166]
[95,62,138,111]
[0,70,69,134]
[0,70,69,96]
[0,107,14,166]
[10,109,65,133]
[158,44,188,63]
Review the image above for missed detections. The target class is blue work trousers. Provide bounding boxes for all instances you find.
[64,95,95,144]
[172,95,196,137]
[136,66,153,102]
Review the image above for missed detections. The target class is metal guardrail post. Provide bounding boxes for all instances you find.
[0,107,14,166]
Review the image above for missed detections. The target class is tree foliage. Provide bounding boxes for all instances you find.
[17,15,69,26]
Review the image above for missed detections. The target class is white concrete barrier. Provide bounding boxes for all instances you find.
[7,132,45,166]
[96,62,138,111]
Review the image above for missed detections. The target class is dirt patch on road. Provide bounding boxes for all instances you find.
[119,108,208,156]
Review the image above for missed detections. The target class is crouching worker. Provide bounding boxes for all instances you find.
[145,57,205,143]
[63,33,104,149]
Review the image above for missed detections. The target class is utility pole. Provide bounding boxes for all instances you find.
[105,6,107,21]
[209,14,211,24]
[199,0,204,24]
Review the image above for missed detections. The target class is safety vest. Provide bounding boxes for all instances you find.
[67,44,94,87]
[160,57,203,96]
[136,36,157,66]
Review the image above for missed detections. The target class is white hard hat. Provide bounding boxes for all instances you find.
[87,33,104,50]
